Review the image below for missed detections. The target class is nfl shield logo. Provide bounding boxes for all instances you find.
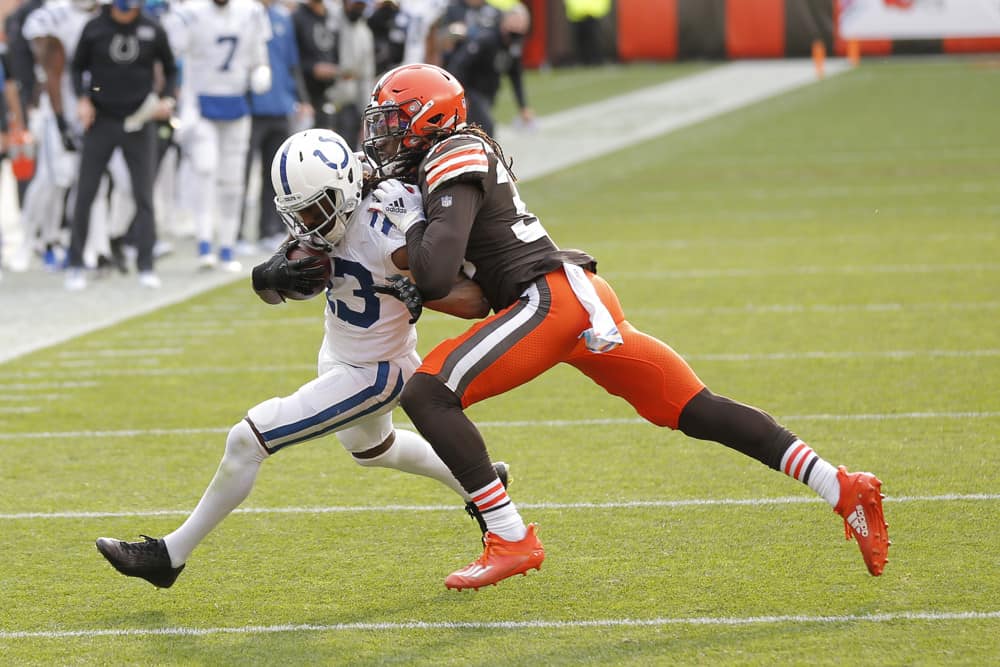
[440,195,453,207]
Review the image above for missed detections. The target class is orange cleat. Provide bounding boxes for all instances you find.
[834,466,890,576]
[445,523,545,591]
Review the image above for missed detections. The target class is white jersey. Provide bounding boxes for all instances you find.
[320,197,416,366]
[22,0,96,126]
[400,0,448,64]
[163,0,270,118]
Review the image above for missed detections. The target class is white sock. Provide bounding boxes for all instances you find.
[352,429,467,499]
[163,421,268,567]
[779,439,841,507]
[468,479,526,542]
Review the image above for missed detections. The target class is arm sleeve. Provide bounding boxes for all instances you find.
[70,27,90,99]
[405,181,482,301]
[507,49,527,110]
[293,13,319,74]
[156,25,179,96]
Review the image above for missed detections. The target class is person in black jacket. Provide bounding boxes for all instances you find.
[441,1,533,137]
[3,0,41,125]
[65,0,177,290]
[3,0,43,203]
[292,0,339,130]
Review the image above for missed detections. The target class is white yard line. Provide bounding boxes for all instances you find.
[0,60,849,364]
[0,347,997,379]
[1,493,997,522]
[605,263,1000,280]
[2,610,998,640]
[1,410,998,441]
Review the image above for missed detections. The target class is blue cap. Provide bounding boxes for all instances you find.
[144,0,169,17]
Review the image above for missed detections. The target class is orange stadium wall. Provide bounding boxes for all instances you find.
[612,0,1000,62]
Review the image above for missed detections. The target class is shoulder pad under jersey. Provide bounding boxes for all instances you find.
[422,134,490,193]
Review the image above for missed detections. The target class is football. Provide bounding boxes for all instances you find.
[280,243,332,301]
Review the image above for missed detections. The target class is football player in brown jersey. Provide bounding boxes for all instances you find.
[363,63,890,591]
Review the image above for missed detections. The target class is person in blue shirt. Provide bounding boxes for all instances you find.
[244,0,312,250]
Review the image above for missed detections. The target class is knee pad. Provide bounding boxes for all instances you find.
[225,419,269,465]
[337,416,394,456]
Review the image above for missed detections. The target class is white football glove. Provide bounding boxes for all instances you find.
[250,65,272,95]
[370,179,425,233]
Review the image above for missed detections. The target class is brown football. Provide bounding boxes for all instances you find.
[281,243,332,301]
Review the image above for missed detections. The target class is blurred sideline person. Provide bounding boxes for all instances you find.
[243,0,311,251]
[330,0,375,148]
[293,0,339,131]
[367,0,405,75]
[366,0,448,75]
[65,0,178,290]
[94,129,502,589]
[3,0,43,206]
[1,58,29,281]
[442,1,532,136]
[12,0,98,273]
[564,0,610,66]
[162,0,272,271]
[399,0,447,65]
[363,64,891,591]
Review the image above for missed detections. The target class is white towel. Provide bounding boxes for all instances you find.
[563,263,623,354]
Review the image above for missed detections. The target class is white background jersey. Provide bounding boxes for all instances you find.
[162,0,270,99]
[320,198,416,366]
[22,0,96,125]
[400,0,448,64]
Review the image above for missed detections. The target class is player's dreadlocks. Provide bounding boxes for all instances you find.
[453,125,517,182]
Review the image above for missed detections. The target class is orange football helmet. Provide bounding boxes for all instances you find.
[362,63,467,176]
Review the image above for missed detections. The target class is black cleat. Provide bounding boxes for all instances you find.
[109,237,129,274]
[95,535,184,589]
[465,461,510,535]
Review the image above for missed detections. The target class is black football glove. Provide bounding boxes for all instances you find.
[55,115,78,152]
[251,249,327,295]
[372,273,423,324]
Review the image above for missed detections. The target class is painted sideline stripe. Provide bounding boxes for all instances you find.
[631,301,1000,316]
[111,300,1000,331]
[3,610,998,639]
[686,349,1000,361]
[607,262,1000,280]
[3,411,999,441]
[7,348,999,379]
[2,493,996,521]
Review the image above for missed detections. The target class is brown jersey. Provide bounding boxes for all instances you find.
[409,132,594,312]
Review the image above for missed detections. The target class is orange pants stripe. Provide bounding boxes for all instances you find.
[418,268,706,429]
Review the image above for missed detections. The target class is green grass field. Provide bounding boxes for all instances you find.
[2,57,999,665]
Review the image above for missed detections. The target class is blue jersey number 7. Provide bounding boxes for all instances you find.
[216,35,238,71]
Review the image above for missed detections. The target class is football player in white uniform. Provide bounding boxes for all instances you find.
[162,0,272,271]
[11,0,98,273]
[95,130,498,589]
[400,0,449,65]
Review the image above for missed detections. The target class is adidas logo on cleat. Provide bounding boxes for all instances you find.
[847,504,869,538]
